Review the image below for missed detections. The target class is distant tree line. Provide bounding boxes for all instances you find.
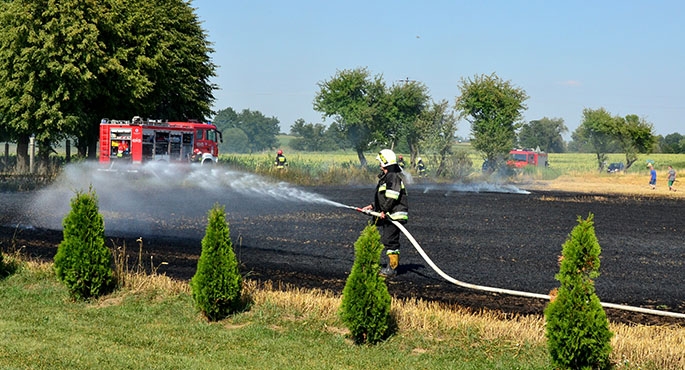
[212,108,279,153]
[2,1,680,175]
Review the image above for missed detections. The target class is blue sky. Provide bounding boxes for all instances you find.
[192,0,684,139]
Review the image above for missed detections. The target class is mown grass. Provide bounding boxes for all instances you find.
[1,258,684,370]
[1,259,551,370]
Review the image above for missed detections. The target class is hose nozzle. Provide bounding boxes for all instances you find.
[354,207,382,218]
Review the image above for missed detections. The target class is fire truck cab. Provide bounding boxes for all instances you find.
[99,116,222,167]
[507,148,549,168]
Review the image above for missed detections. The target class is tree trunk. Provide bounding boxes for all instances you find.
[407,137,419,169]
[15,134,29,173]
[356,148,367,167]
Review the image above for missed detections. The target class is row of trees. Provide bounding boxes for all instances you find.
[572,109,656,170]
[313,67,454,168]
[212,108,280,153]
[0,0,215,170]
[0,0,668,174]
[290,70,661,173]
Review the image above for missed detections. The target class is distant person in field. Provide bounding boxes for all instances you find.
[417,157,426,177]
[667,165,677,191]
[648,163,657,190]
[397,154,406,169]
[275,149,288,169]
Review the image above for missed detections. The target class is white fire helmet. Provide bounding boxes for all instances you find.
[376,149,397,168]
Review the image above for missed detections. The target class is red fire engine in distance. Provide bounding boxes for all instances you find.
[99,116,222,167]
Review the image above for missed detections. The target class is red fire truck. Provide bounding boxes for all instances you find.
[99,116,222,167]
[507,148,549,168]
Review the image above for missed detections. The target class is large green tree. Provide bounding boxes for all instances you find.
[385,80,430,164]
[574,108,615,170]
[455,73,528,172]
[415,100,458,176]
[0,0,215,167]
[612,114,656,169]
[314,68,388,167]
[0,0,106,168]
[518,117,567,153]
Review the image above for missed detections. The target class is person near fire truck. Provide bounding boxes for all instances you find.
[117,140,129,158]
[361,148,408,278]
[275,149,288,169]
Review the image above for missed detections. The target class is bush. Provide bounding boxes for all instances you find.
[191,204,242,321]
[545,213,613,369]
[339,223,393,344]
[53,187,114,300]
[0,252,6,277]
[0,251,19,278]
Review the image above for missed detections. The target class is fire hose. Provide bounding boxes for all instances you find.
[348,205,685,319]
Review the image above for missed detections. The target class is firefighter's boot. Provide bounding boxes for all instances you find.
[379,250,399,277]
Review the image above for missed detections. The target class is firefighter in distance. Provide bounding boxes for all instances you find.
[275,149,288,169]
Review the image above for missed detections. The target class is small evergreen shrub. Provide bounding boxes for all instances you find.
[0,251,7,278]
[545,213,613,369]
[340,223,393,344]
[191,204,242,321]
[0,250,19,278]
[53,187,114,300]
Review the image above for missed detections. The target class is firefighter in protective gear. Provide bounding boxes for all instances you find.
[275,149,288,169]
[397,154,406,169]
[361,148,408,277]
[417,157,426,177]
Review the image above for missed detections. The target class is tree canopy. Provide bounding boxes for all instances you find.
[0,0,216,166]
[612,114,656,168]
[213,108,279,153]
[314,67,389,166]
[573,108,655,170]
[518,117,568,153]
[385,80,430,164]
[575,108,616,170]
[414,100,458,176]
[455,73,528,171]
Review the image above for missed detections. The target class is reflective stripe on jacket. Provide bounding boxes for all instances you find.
[374,171,408,221]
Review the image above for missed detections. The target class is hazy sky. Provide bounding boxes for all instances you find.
[192,0,684,138]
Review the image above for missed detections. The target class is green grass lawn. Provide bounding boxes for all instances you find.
[0,263,552,370]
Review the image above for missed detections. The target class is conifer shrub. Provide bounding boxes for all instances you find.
[545,213,613,369]
[53,187,115,300]
[340,223,393,344]
[0,251,7,278]
[191,203,242,321]
[0,250,19,278]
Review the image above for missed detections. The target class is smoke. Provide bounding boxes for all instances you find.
[421,182,531,195]
[25,162,349,235]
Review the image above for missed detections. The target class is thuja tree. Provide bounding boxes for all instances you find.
[54,187,114,300]
[191,204,242,321]
[545,213,613,369]
[340,223,392,344]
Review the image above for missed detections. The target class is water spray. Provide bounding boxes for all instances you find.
[347,204,685,319]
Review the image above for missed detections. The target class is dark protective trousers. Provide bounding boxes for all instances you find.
[379,219,401,251]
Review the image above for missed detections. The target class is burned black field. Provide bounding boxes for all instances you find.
[2,167,684,325]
